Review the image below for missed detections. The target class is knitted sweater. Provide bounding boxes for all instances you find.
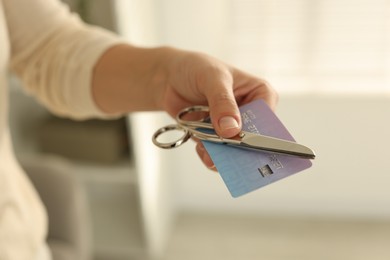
[0,0,121,258]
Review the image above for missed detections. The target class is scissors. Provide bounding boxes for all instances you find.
[152,106,316,159]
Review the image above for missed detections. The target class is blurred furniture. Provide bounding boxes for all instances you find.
[10,80,146,260]
[37,117,129,164]
[21,155,92,260]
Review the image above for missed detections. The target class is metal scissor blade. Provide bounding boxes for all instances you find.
[239,132,316,159]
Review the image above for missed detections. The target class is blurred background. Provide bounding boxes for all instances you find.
[9,0,390,260]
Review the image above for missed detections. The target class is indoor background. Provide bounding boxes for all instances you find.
[9,0,390,260]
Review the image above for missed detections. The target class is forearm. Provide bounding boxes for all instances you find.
[92,44,176,114]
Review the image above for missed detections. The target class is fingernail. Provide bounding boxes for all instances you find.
[219,116,239,130]
[208,165,217,170]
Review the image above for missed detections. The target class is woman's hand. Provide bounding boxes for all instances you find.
[93,45,278,169]
[161,49,278,169]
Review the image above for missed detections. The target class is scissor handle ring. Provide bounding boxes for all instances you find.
[176,106,214,129]
[152,124,191,149]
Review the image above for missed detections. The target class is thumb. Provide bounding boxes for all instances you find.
[206,84,241,138]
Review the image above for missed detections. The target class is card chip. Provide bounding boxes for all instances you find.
[258,164,273,177]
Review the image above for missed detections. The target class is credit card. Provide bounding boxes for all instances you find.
[202,99,312,197]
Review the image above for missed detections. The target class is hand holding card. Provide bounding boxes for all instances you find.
[202,99,313,197]
[152,99,314,197]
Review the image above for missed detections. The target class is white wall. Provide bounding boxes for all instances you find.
[134,0,390,219]
[155,0,230,60]
[111,2,390,259]
[115,8,390,258]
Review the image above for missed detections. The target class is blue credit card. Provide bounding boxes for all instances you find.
[202,100,312,197]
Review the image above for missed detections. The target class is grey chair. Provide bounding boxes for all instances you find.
[20,155,92,260]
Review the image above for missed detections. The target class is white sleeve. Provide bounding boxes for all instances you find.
[4,0,125,119]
